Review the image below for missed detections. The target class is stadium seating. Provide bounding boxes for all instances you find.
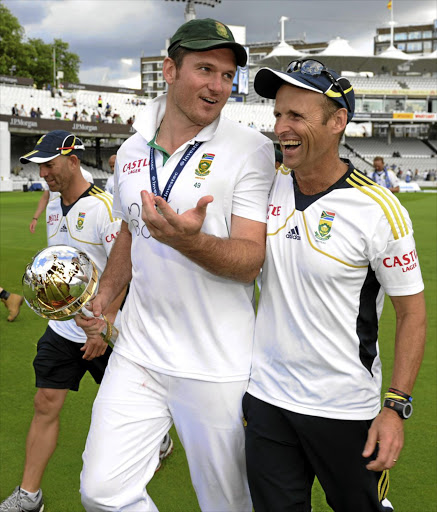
[2,77,436,183]
[345,137,436,158]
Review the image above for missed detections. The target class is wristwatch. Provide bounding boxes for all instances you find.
[383,397,413,419]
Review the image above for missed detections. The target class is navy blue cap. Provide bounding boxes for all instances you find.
[20,130,85,164]
[254,65,355,122]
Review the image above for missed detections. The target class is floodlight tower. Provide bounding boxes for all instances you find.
[165,0,222,22]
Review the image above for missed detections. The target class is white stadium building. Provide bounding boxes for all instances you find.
[0,15,436,192]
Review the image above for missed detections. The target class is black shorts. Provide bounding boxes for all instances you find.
[243,393,392,512]
[33,326,112,392]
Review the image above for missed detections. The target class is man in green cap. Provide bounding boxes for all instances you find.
[78,17,275,512]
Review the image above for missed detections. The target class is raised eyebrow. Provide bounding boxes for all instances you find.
[197,61,236,75]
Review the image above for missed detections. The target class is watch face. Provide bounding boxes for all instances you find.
[404,402,413,419]
[384,398,413,419]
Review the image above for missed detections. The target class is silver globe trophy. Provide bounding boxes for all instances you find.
[22,244,118,347]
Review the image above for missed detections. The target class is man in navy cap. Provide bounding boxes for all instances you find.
[0,130,124,512]
[243,60,426,512]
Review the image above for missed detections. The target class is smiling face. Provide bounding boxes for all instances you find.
[274,85,345,175]
[164,48,236,130]
[39,155,74,194]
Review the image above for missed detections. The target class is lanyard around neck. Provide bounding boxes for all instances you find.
[149,141,202,202]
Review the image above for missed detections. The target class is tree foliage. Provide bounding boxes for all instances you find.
[0,0,80,87]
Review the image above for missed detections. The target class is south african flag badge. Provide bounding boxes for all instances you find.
[195,153,215,177]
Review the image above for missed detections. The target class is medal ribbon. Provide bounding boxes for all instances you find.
[149,141,202,202]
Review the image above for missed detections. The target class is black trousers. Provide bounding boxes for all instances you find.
[243,393,392,512]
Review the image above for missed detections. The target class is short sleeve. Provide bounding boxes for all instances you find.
[369,212,424,297]
[232,140,275,223]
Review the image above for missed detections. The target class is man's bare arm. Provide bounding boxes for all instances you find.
[29,190,49,233]
[363,291,426,471]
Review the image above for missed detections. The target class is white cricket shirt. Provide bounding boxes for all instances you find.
[45,185,121,342]
[112,94,275,382]
[248,161,424,420]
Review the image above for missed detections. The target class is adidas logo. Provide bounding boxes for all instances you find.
[286,226,301,240]
[60,225,67,232]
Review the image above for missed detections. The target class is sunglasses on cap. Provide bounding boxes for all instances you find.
[56,135,85,156]
[286,58,353,115]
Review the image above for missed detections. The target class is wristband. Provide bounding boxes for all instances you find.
[101,315,112,344]
[32,217,38,221]
[388,387,412,401]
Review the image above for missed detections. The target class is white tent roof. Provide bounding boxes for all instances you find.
[317,37,369,57]
[258,41,302,69]
[408,50,437,73]
[376,45,416,61]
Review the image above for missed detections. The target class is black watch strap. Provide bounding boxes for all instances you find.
[383,397,413,419]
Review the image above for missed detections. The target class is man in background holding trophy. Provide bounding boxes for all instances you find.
[0,130,123,512]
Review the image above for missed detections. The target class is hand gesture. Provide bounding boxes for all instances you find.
[141,191,213,249]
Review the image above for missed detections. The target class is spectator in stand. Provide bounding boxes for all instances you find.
[55,109,62,120]
[112,110,122,124]
[12,104,18,116]
[127,117,133,125]
[36,108,43,119]
[18,105,27,117]
[105,103,111,116]
[98,95,103,108]
[64,113,71,121]
[372,157,400,193]
[30,108,37,118]
[90,112,97,123]
[80,109,89,122]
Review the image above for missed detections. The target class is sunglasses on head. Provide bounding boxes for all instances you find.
[286,58,352,115]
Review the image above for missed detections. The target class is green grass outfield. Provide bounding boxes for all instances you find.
[0,191,435,512]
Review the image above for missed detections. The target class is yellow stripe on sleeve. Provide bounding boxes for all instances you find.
[352,171,409,235]
[89,187,114,222]
[346,172,408,240]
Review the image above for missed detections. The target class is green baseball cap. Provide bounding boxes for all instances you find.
[168,18,247,67]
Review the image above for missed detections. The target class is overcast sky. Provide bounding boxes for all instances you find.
[4,0,436,88]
